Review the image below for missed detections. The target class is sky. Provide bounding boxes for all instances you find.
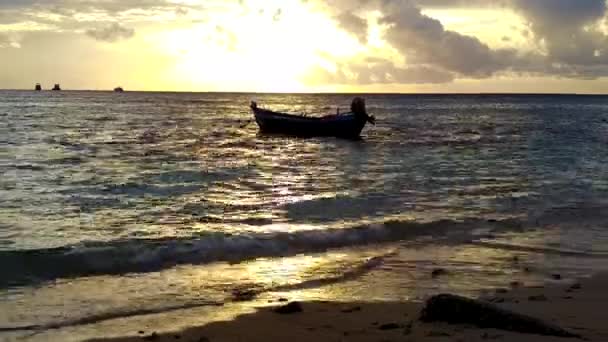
[1,0,608,93]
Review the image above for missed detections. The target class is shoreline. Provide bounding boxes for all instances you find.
[88,272,608,342]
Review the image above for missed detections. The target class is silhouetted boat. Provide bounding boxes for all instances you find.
[52,84,61,91]
[114,87,124,92]
[35,83,42,91]
[250,97,375,139]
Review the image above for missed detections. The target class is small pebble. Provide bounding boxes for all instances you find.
[528,294,548,301]
[431,268,448,278]
[378,323,400,330]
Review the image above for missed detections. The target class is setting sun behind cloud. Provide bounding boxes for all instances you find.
[156,0,362,92]
[1,0,608,93]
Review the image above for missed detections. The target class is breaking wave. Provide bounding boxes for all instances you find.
[0,217,522,289]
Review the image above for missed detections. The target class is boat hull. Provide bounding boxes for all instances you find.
[252,107,367,139]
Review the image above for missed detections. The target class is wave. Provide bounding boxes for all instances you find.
[0,254,387,333]
[0,217,522,289]
[471,240,608,258]
[0,301,223,332]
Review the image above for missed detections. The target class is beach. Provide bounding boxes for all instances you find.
[89,272,608,342]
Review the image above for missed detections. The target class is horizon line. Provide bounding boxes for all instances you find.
[2,88,608,96]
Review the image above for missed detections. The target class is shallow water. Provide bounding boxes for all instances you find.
[2,91,608,340]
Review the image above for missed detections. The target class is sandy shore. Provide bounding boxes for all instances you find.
[89,273,608,342]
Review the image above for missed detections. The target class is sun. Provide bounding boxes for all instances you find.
[155,0,363,92]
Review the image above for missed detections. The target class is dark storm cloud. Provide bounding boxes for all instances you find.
[85,23,135,42]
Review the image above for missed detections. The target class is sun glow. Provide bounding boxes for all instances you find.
[155,0,362,92]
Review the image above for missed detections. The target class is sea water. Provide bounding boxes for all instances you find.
[2,91,608,340]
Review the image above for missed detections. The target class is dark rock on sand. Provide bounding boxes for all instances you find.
[403,321,413,335]
[552,274,562,280]
[431,268,448,278]
[420,294,581,338]
[231,289,258,301]
[341,306,361,313]
[143,332,159,341]
[274,302,303,314]
[278,298,289,302]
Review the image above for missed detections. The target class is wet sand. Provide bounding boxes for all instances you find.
[89,273,608,342]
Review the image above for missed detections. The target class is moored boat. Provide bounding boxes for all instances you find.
[250,97,375,139]
[52,84,61,91]
[35,83,42,91]
[114,86,124,92]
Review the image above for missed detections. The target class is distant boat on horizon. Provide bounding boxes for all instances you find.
[35,83,42,91]
[52,84,61,91]
[114,86,124,93]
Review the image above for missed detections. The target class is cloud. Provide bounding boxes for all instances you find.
[309,0,608,84]
[334,11,368,43]
[85,23,135,42]
[309,0,528,84]
[379,1,519,77]
[0,33,20,48]
[312,58,454,84]
[273,8,282,22]
[510,0,608,65]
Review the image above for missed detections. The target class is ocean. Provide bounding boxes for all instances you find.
[1,91,608,340]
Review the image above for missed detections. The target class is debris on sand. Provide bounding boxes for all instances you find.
[274,302,303,314]
[420,294,581,338]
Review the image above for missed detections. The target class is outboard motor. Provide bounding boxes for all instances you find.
[351,97,375,125]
